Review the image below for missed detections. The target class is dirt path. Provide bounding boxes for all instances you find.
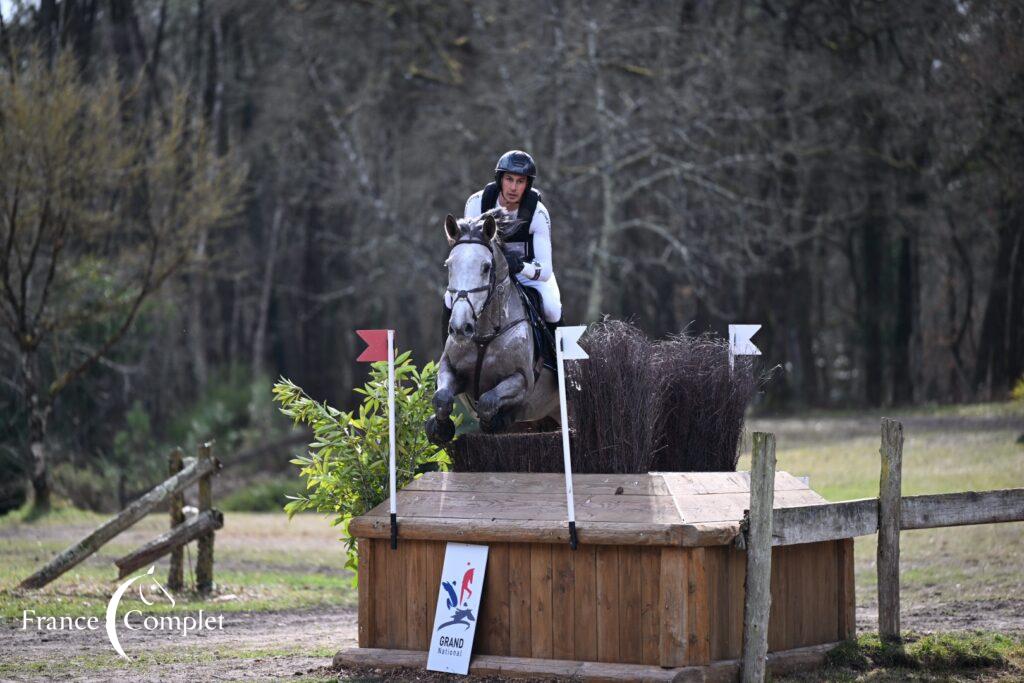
[2,606,356,681]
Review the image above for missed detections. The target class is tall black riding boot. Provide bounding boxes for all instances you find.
[545,318,562,350]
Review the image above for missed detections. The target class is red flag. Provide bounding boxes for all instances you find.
[356,329,391,362]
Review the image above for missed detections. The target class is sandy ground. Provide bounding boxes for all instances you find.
[2,607,355,682]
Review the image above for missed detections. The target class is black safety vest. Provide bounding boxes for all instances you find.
[480,182,542,261]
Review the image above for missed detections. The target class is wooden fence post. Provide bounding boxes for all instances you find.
[167,448,185,591]
[878,418,904,642]
[195,442,215,595]
[741,432,776,683]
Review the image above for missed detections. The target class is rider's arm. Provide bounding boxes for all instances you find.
[464,192,483,219]
[521,203,552,282]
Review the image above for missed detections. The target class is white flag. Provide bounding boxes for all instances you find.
[557,325,589,360]
[728,324,762,371]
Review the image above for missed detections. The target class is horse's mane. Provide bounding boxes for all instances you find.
[456,208,524,246]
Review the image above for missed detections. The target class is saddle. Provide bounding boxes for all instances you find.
[512,280,557,372]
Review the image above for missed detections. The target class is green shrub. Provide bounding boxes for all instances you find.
[1012,375,1024,402]
[272,351,454,572]
[220,479,298,512]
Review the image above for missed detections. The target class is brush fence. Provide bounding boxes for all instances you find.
[344,471,855,676]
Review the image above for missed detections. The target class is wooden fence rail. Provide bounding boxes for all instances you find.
[739,419,1024,679]
[19,442,221,591]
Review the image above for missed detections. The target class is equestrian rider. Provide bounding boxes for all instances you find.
[444,150,563,346]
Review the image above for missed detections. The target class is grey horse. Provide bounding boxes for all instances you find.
[425,210,559,445]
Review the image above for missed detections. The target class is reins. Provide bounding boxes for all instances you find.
[446,236,529,400]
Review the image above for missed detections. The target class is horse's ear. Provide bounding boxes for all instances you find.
[445,214,460,243]
[482,214,497,242]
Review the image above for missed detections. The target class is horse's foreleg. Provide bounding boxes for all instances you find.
[477,373,527,429]
[433,354,462,420]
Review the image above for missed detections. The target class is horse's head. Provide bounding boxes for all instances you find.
[444,211,511,339]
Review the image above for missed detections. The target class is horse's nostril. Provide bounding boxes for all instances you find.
[464,323,474,335]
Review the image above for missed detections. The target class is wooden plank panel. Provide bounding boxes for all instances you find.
[551,544,575,661]
[640,546,661,665]
[349,515,740,548]
[767,543,788,652]
[477,542,510,655]
[837,539,856,640]
[661,471,817,496]
[358,538,372,648]
[726,547,746,659]
[618,547,643,664]
[384,541,407,649]
[423,540,445,650]
[530,544,553,659]
[685,547,710,665]
[704,547,726,662]
[405,472,672,496]
[406,541,429,650]
[508,543,532,657]
[573,544,598,662]
[658,546,686,667]
[364,490,683,524]
[371,539,389,648]
[596,546,621,663]
[671,490,828,524]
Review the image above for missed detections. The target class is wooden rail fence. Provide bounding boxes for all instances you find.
[19,442,222,592]
[739,420,1024,680]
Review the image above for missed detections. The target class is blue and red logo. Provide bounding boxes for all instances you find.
[438,562,477,631]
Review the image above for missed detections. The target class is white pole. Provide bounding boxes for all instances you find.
[387,329,398,548]
[555,328,578,549]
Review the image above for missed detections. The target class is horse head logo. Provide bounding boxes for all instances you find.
[105,566,174,660]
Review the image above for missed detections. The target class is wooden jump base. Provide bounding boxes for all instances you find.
[334,641,841,681]
[346,471,855,675]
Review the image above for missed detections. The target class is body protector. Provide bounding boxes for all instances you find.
[479,182,541,261]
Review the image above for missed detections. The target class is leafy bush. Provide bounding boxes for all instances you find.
[272,352,454,571]
[220,478,298,512]
[1012,375,1024,402]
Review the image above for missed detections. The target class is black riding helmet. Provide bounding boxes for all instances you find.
[494,150,537,191]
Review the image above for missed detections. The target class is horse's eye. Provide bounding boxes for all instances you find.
[482,263,490,274]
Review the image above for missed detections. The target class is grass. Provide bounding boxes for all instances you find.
[778,631,1024,681]
[1,400,1021,681]
[0,510,356,621]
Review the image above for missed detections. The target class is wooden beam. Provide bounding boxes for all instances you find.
[19,453,220,589]
[331,642,842,681]
[167,447,185,591]
[877,418,903,642]
[902,488,1024,529]
[114,509,223,578]
[195,442,215,595]
[347,516,741,547]
[741,432,776,683]
[756,487,1024,548]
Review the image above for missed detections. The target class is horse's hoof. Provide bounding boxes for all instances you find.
[480,409,513,434]
[476,393,500,422]
[425,416,455,446]
[433,389,454,419]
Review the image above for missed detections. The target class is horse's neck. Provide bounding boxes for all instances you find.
[480,273,517,334]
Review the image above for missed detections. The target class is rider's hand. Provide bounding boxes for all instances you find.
[503,250,525,274]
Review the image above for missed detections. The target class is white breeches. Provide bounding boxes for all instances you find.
[518,273,562,322]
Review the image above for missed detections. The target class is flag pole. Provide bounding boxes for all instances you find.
[555,328,578,550]
[387,329,398,549]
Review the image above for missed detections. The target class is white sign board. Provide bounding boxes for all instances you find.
[426,543,489,674]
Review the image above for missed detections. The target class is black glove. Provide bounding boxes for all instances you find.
[503,250,525,274]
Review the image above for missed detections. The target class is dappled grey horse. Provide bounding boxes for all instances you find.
[425,210,559,445]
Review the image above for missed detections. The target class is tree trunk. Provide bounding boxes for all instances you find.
[973,201,1021,397]
[28,399,52,512]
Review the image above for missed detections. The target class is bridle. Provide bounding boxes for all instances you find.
[445,236,532,400]
[446,238,500,325]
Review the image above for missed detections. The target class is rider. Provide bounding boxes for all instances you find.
[443,150,562,348]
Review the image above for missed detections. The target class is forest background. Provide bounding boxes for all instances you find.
[1,0,1022,514]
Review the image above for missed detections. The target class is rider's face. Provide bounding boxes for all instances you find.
[500,173,528,207]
